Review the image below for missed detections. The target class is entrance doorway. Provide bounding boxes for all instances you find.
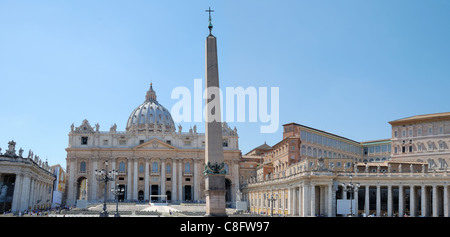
[151,185,159,201]
[117,185,126,201]
[138,190,144,201]
[166,191,172,202]
[185,185,192,201]
[76,177,88,200]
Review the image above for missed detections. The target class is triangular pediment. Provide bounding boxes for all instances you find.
[134,138,177,150]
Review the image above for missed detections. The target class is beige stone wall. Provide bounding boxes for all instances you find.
[391,120,450,169]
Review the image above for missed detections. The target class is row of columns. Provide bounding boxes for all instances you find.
[248,182,450,217]
[94,158,203,203]
[287,183,334,217]
[358,184,450,217]
[249,182,334,217]
[67,157,240,205]
[11,174,53,213]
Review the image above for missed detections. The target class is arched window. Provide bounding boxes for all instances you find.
[185,162,191,173]
[119,162,125,172]
[301,145,306,155]
[80,161,86,172]
[152,162,158,172]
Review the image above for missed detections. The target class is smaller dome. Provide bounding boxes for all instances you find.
[126,83,175,133]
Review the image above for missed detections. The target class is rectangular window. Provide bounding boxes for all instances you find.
[103,140,108,145]
[375,146,380,154]
[429,127,432,135]
[81,137,88,145]
[394,131,398,138]
[409,129,413,137]
[439,126,444,134]
[409,146,413,153]
[418,128,422,136]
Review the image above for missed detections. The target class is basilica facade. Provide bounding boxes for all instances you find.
[65,84,241,206]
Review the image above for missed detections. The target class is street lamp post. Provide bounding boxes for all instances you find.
[111,184,125,217]
[341,175,360,217]
[95,160,117,217]
[267,192,278,217]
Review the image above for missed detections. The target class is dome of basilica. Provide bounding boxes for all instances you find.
[126,83,176,133]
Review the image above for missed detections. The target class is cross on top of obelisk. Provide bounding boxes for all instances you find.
[205,7,214,35]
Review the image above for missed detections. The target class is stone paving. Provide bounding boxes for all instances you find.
[48,203,241,217]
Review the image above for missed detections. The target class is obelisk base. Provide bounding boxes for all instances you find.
[204,175,227,217]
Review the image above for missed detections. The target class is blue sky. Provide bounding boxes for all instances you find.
[1,0,450,168]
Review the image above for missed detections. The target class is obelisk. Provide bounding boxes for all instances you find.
[203,7,227,217]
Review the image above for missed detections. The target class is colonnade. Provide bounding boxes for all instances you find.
[8,173,54,212]
[246,177,450,217]
[355,183,450,217]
